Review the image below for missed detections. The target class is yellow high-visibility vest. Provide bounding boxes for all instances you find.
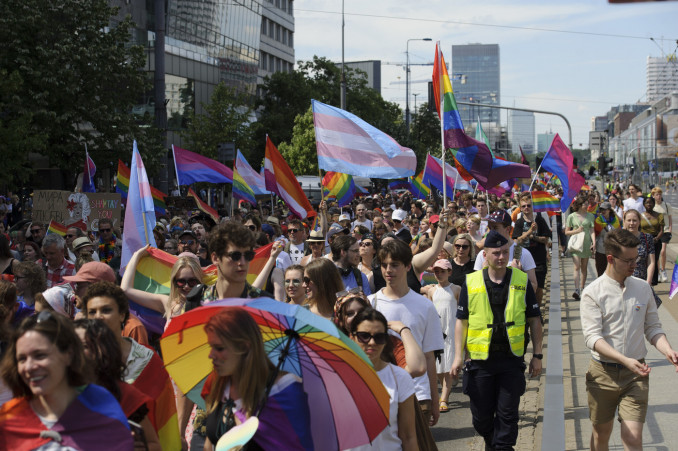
[465,269,527,360]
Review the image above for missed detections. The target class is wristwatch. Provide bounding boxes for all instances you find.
[533,354,543,360]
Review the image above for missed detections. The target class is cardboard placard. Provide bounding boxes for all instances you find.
[32,190,122,232]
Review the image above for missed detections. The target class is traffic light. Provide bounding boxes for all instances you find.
[598,155,613,176]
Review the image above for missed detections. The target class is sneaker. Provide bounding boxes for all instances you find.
[573,289,580,300]
[660,269,668,283]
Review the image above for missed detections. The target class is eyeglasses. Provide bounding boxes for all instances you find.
[99,228,112,233]
[521,204,532,209]
[30,229,41,234]
[303,276,312,285]
[284,278,301,287]
[454,244,470,250]
[613,255,640,266]
[225,250,256,262]
[359,241,373,247]
[180,240,195,246]
[175,278,199,288]
[288,228,300,234]
[66,234,76,238]
[247,225,257,231]
[353,331,389,345]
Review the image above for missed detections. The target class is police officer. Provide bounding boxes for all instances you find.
[451,230,543,451]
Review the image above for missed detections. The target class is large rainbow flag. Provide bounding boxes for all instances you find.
[264,136,314,219]
[531,190,560,212]
[322,172,355,207]
[117,159,167,216]
[432,43,530,188]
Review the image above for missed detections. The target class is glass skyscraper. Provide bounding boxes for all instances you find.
[451,44,500,128]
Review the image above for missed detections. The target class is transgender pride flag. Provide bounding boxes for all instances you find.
[312,100,416,179]
[120,141,157,274]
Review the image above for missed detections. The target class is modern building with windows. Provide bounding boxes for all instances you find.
[647,54,678,103]
[451,44,500,128]
[258,0,295,83]
[508,110,535,157]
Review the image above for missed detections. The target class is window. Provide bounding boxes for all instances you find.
[276,58,282,72]
[269,21,274,38]
[281,0,287,11]
[288,0,293,14]
[261,18,266,35]
[289,31,293,48]
[269,54,275,70]
[260,52,267,70]
[276,24,281,41]
[282,28,287,45]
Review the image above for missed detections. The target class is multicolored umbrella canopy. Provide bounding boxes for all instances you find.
[160,298,390,451]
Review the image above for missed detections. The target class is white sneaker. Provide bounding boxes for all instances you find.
[660,269,668,282]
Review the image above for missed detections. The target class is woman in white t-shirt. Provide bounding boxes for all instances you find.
[348,307,416,451]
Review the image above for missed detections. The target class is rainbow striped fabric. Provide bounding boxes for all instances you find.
[531,191,561,212]
[410,170,430,200]
[264,136,313,219]
[233,168,257,206]
[187,188,219,224]
[47,220,68,236]
[322,172,355,207]
[117,159,167,216]
[236,150,268,195]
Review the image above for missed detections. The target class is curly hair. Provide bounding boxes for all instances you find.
[14,261,47,297]
[82,281,130,327]
[208,222,255,259]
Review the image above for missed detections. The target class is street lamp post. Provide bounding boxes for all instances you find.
[406,38,432,138]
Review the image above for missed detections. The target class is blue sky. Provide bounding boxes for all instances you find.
[293,0,678,151]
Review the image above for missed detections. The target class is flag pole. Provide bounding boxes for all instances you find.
[528,141,555,191]
[453,171,458,201]
[437,42,447,208]
[171,145,182,194]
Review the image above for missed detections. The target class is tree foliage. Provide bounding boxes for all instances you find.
[0,0,165,184]
[181,83,254,159]
[278,108,317,175]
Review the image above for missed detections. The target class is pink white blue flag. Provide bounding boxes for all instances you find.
[235,150,269,195]
[312,100,416,179]
[120,141,157,274]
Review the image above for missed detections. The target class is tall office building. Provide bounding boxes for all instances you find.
[259,0,295,83]
[647,54,678,103]
[451,44,500,127]
[537,131,556,153]
[508,111,535,156]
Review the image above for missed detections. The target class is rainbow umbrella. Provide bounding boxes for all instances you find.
[160,298,390,451]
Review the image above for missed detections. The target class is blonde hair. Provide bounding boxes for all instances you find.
[453,233,477,260]
[169,257,204,317]
[468,216,481,225]
[651,187,663,197]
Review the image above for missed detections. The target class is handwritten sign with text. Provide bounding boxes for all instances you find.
[33,191,122,232]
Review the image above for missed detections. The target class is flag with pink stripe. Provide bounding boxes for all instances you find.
[312,100,416,179]
[120,141,157,273]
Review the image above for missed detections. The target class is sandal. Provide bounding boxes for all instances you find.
[439,401,449,413]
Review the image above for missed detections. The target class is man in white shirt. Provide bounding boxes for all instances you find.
[474,210,538,290]
[351,203,373,231]
[369,239,444,429]
[474,196,490,236]
[581,228,678,451]
[622,184,645,213]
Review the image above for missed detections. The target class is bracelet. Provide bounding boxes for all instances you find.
[398,326,411,335]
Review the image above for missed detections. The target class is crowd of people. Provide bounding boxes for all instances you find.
[0,178,676,450]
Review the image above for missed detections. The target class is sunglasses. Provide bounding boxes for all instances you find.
[359,241,373,247]
[454,244,470,250]
[99,228,112,233]
[225,250,256,262]
[66,234,76,238]
[336,287,362,298]
[284,278,301,287]
[180,240,195,246]
[353,331,389,345]
[175,278,199,288]
[288,228,300,234]
[303,276,312,285]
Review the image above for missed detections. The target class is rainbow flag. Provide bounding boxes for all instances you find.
[264,136,313,219]
[536,178,547,190]
[247,242,273,285]
[187,188,219,224]
[236,150,269,195]
[410,171,430,200]
[322,172,355,207]
[47,220,68,236]
[117,159,167,216]
[432,43,530,188]
[233,168,257,206]
[581,184,591,191]
[531,191,561,212]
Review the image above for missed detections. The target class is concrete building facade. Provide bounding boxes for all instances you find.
[508,110,535,157]
[451,44,500,127]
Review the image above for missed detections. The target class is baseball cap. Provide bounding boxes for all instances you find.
[432,259,453,270]
[429,215,440,224]
[179,230,198,240]
[63,262,116,284]
[338,213,351,222]
[266,216,280,225]
[487,210,512,225]
[484,230,509,248]
[327,224,349,240]
[392,209,407,222]
[599,201,612,210]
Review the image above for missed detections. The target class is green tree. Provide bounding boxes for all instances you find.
[181,83,253,159]
[278,108,317,175]
[410,103,444,171]
[0,0,165,180]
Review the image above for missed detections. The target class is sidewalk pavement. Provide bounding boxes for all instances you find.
[556,253,678,451]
